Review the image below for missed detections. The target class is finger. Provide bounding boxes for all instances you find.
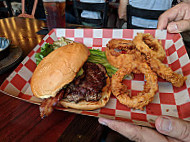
[157,5,180,30]
[155,116,190,142]
[157,14,170,30]
[118,0,128,20]
[167,20,190,33]
[157,2,189,30]
[98,117,168,142]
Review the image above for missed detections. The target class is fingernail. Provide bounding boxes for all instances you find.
[99,121,108,126]
[159,117,172,132]
[168,22,178,33]
[98,118,108,126]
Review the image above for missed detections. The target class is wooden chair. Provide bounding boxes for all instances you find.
[127,5,165,29]
[73,0,109,28]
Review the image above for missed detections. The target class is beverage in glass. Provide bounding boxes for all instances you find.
[43,0,66,31]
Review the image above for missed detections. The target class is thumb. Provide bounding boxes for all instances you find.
[167,20,190,33]
[155,116,190,142]
[98,117,168,142]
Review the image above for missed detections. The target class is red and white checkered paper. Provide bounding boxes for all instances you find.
[1,29,190,127]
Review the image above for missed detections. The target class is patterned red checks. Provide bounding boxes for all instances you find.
[10,74,27,91]
[1,29,190,127]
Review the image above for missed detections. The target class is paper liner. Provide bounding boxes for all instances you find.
[1,29,190,127]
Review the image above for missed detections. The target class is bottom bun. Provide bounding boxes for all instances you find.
[59,76,111,110]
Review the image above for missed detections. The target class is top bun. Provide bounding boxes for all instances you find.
[31,42,89,99]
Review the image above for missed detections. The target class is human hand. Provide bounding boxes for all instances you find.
[118,0,128,21]
[98,116,190,142]
[157,2,190,33]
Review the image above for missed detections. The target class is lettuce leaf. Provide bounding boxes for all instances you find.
[35,38,73,65]
[35,43,54,65]
[87,49,132,78]
[87,49,118,77]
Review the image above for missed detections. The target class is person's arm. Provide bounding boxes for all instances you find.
[118,0,129,21]
[182,0,190,2]
[157,2,190,33]
[98,116,190,142]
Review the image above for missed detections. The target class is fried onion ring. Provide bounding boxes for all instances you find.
[105,34,187,110]
[105,48,146,74]
[133,33,166,61]
[111,61,158,110]
[147,57,187,87]
[105,48,141,68]
[107,39,136,51]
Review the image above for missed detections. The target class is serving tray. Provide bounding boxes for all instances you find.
[1,29,190,127]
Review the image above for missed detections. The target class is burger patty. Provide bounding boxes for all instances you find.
[64,62,107,103]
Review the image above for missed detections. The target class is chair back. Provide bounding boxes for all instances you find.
[73,0,109,27]
[127,5,165,29]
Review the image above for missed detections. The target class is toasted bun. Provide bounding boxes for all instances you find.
[59,74,111,110]
[31,42,89,99]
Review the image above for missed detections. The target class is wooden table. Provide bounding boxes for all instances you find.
[0,17,127,142]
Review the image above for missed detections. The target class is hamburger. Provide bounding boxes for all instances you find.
[31,42,111,118]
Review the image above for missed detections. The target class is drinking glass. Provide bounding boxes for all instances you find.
[42,0,66,31]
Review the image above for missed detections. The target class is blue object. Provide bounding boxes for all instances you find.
[0,37,10,51]
[0,37,10,60]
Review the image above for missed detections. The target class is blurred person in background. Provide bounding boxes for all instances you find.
[79,0,105,27]
[118,0,179,29]
[80,0,105,20]
[26,0,45,19]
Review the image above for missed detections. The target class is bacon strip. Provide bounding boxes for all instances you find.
[39,90,64,118]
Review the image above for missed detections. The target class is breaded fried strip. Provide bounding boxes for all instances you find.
[148,58,187,87]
